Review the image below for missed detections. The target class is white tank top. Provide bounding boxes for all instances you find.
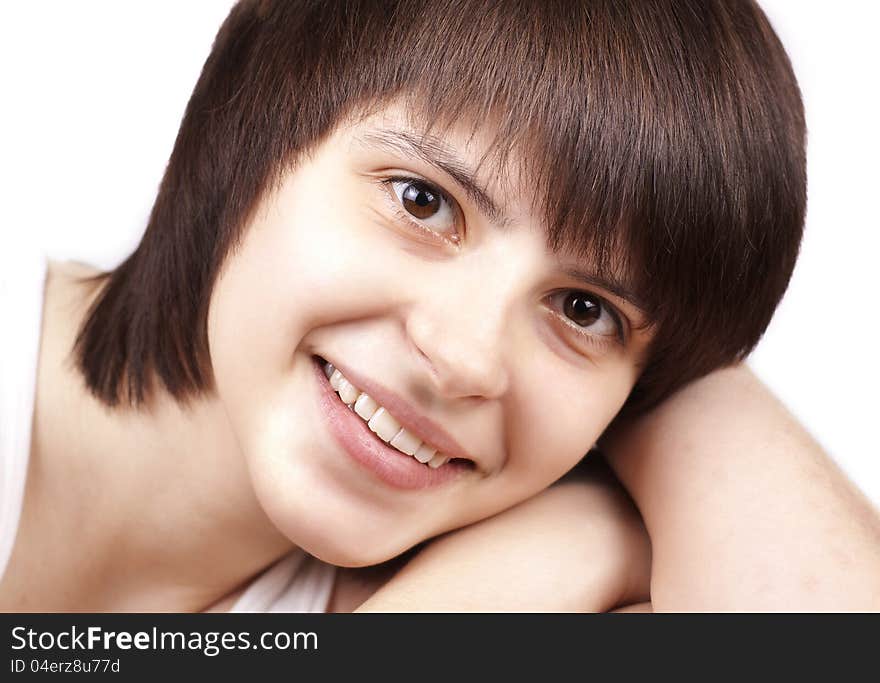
[0,240,335,612]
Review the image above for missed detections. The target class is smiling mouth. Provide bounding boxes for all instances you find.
[314,355,475,471]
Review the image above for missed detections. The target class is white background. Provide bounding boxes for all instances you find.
[2,1,878,505]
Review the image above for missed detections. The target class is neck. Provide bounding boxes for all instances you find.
[18,260,293,611]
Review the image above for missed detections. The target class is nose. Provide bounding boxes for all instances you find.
[405,270,512,401]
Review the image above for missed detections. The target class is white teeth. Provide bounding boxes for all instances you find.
[337,377,360,405]
[324,360,459,469]
[353,393,379,421]
[329,369,344,391]
[367,407,402,442]
[390,428,422,456]
[428,453,449,469]
[413,443,436,464]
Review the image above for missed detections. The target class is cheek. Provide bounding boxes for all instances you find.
[204,166,414,476]
[504,365,632,491]
[207,183,384,392]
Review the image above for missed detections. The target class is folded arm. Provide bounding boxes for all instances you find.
[601,363,880,611]
[355,457,650,612]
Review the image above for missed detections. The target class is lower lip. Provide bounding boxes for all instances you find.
[312,356,473,490]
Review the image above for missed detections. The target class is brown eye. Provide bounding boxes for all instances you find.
[547,290,624,347]
[387,176,460,242]
[563,292,602,326]
[400,181,440,219]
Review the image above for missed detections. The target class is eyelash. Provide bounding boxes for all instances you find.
[546,291,626,351]
[376,174,627,351]
[377,174,462,244]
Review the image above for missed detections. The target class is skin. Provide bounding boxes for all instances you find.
[603,364,880,611]
[357,364,880,612]
[0,103,656,611]
[1,260,292,611]
[354,457,652,612]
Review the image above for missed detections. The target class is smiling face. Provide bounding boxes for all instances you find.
[207,104,656,566]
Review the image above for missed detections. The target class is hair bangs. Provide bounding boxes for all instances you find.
[326,1,655,309]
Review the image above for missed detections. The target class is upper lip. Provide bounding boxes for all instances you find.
[319,355,479,469]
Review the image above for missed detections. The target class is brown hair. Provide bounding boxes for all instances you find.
[75,0,806,417]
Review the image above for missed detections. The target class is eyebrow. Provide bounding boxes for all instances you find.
[356,127,652,323]
[357,128,508,225]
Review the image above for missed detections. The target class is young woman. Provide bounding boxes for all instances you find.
[2,0,878,612]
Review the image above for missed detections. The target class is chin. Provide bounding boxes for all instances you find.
[276,508,417,568]
[247,454,423,568]
[301,531,409,568]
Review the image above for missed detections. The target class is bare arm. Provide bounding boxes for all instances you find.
[355,458,650,612]
[601,363,880,611]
